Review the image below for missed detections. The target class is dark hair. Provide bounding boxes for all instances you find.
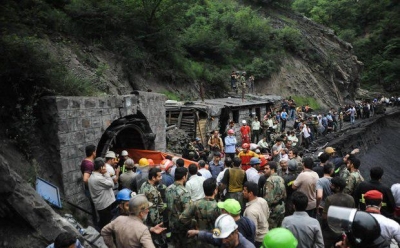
[365,198,382,207]
[224,157,233,168]
[302,157,314,169]
[54,232,76,248]
[148,168,161,180]
[323,162,334,175]
[244,181,258,196]
[292,191,308,211]
[85,145,96,157]
[290,148,298,157]
[203,178,217,196]
[188,163,198,175]
[233,157,242,167]
[165,155,173,160]
[176,158,185,167]
[175,167,188,181]
[93,157,105,171]
[319,152,330,163]
[331,176,346,191]
[370,166,384,180]
[268,161,277,171]
[348,157,361,169]
[198,160,206,168]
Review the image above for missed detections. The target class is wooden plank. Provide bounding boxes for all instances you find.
[177,111,183,129]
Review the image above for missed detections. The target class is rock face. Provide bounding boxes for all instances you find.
[0,154,86,247]
[258,10,363,108]
[166,128,191,154]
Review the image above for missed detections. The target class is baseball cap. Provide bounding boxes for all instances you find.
[217,199,241,215]
[325,147,335,154]
[364,190,383,200]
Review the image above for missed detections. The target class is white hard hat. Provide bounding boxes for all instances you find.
[242,120,247,124]
[105,151,116,159]
[212,214,238,239]
[121,150,128,156]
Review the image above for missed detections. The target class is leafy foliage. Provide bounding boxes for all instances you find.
[292,0,400,91]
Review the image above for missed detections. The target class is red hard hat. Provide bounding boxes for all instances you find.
[228,129,234,134]
[242,143,249,149]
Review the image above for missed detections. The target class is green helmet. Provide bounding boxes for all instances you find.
[261,228,298,248]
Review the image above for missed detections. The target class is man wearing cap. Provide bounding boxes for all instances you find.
[105,151,120,195]
[263,162,286,228]
[246,157,261,184]
[225,129,237,160]
[101,194,167,248]
[240,120,251,145]
[118,150,130,172]
[112,188,133,220]
[119,158,137,190]
[251,116,261,143]
[187,214,255,248]
[209,152,224,179]
[88,158,115,229]
[217,199,256,244]
[354,166,396,218]
[364,190,400,244]
[131,158,151,193]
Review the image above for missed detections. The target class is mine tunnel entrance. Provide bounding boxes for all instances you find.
[96,111,156,157]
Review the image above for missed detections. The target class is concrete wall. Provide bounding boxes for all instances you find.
[39,92,166,209]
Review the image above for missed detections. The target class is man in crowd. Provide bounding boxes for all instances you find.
[105,151,120,195]
[283,160,298,216]
[292,157,319,218]
[102,194,166,248]
[251,116,261,143]
[316,163,333,217]
[88,157,115,229]
[217,199,256,244]
[263,162,286,228]
[198,160,212,179]
[243,181,269,247]
[282,191,324,248]
[166,167,191,248]
[112,188,133,220]
[209,152,224,179]
[185,163,205,201]
[343,156,364,195]
[81,144,97,224]
[246,157,261,184]
[354,166,396,218]
[208,130,224,161]
[240,120,251,144]
[271,137,284,163]
[220,157,247,209]
[238,143,258,171]
[119,158,137,190]
[225,129,237,160]
[180,178,221,233]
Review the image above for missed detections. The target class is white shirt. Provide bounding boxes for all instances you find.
[105,163,118,190]
[185,175,205,201]
[246,167,260,184]
[217,168,228,184]
[302,124,311,138]
[391,183,400,207]
[198,168,212,179]
[371,213,400,244]
[252,120,261,130]
[288,135,298,146]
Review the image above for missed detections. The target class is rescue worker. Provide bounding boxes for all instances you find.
[112,188,134,220]
[237,143,258,171]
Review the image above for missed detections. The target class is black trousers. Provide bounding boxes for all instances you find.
[98,202,115,229]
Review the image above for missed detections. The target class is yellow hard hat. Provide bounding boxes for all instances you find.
[138,158,149,167]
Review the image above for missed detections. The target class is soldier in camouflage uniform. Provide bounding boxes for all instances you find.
[180,178,221,247]
[139,167,167,247]
[283,160,298,216]
[343,157,364,195]
[263,162,286,228]
[166,167,191,248]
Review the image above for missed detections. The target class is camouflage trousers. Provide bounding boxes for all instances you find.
[268,204,285,229]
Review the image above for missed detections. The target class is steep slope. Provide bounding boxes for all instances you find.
[257,10,363,108]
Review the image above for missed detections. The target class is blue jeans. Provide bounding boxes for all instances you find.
[289,109,295,120]
[350,115,355,124]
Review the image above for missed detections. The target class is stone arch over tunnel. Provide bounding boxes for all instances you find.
[96,112,156,157]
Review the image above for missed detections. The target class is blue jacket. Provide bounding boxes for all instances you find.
[225,136,237,153]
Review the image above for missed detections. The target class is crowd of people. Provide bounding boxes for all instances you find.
[48,97,400,248]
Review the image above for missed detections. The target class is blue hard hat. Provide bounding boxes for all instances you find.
[250,157,261,165]
[116,189,133,202]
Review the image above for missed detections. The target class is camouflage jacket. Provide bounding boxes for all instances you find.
[264,174,287,210]
[344,171,364,195]
[166,182,191,231]
[139,181,165,226]
[179,198,221,231]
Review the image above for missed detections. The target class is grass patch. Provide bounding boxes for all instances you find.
[161,90,180,101]
[292,96,320,110]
